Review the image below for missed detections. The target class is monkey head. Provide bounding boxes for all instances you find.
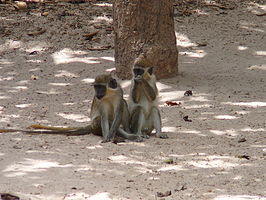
[133,55,154,81]
[93,74,118,100]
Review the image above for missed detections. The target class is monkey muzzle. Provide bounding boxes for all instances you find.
[94,84,107,100]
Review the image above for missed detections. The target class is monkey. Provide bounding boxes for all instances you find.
[0,73,138,143]
[128,55,168,141]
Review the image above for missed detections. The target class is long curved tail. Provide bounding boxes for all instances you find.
[29,124,82,131]
[0,125,92,136]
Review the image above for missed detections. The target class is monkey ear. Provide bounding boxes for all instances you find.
[109,70,118,79]
[108,70,118,89]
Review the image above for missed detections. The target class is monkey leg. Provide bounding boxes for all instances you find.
[121,100,131,133]
[53,116,102,136]
[130,106,148,141]
[150,107,168,139]
[90,116,102,136]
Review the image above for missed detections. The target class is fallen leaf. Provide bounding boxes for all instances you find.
[237,155,250,160]
[29,51,38,55]
[183,116,192,122]
[31,75,39,80]
[0,193,20,200]
[165,101,180,106]
[238,138,247,143]
[157,190,171,197]
[184,90,193,96]
[197,42,207,47]
[175,185,187,192]
[14,1,27,10]
[83,31,99,40]
[164,158,174,164]
[41,12,49,16]
[28,28,46,36]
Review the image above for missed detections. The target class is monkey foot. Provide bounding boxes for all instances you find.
[135,136,144,142]
[101,138,112,143]
[156,133,168,139]
[142,133,150,139]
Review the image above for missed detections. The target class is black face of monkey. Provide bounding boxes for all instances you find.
[133,67,153,78]
[108,78,117,89]
[94,84,107,100]
[133,68,145,77]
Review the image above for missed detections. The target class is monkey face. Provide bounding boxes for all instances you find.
[108,78,117,89]
[94,84,107,100]
[133,67,153,80]
[133,68,145,78]
[93,74,119,99]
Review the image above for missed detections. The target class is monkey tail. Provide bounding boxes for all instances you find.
[29,124,81,131]
[27,124,92,136]
[0,129,21,133]
[0,125,92,136]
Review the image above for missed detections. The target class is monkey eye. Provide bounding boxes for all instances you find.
[133,68,144,76]
[108,78,117,89]
[94,84,105,90]
[147,67,153,75]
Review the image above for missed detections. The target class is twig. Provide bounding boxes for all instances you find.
[204,3,229,10]
[28,28,46,36]
[83,31,99,40]
[87,45,111,51]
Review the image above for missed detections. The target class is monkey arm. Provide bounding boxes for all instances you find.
[132,80,141,103]
[142,79,157,101]
[108,99,123,139]
[100,109,110,142]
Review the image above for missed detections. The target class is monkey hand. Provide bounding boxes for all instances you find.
[134,75,143,83]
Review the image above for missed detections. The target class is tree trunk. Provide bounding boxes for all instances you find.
[113,0,178,80]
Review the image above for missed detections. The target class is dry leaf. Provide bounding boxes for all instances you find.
[184,90,193,96]
[31,75,39,80]
[41,12,49,16]
[14,1,27,10]
[165,101,180,106]
[157,190,171,197]
[163,158,174,164]
[83,31,99,40]
[28,28,46,36]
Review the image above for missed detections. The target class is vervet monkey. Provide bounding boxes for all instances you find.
[0,73,137,143]
[128,55,168,141]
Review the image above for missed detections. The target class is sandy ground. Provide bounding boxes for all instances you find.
[0,1,266,200]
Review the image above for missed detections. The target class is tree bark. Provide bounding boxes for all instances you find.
[113,0,178,80]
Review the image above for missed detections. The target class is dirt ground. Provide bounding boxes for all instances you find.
[0,0,266,199]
